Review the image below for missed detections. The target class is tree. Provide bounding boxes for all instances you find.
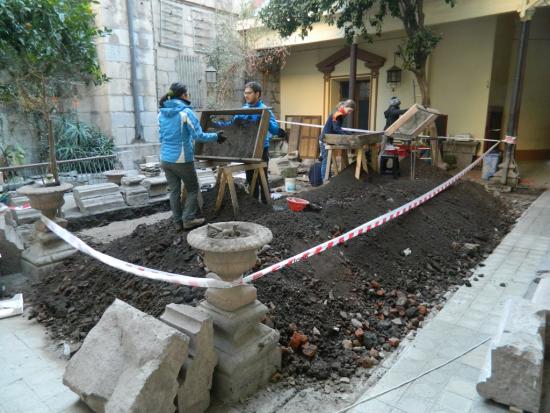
[259,0,455,106]
[0,0,108,185]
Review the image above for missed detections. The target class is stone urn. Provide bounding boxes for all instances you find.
[17,182,73,218]
[187,222,281,403]
[103,170,126,185]
[17,182,75,277]
[188,222,272,311]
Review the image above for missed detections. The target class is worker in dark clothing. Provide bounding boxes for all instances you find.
[318,99,355,181]
[384,97,407,129]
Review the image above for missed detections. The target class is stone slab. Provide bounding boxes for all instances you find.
[76,193,126,214]
[121,175,146,186]
[72,183,121,204]
[64,299,189,413]
[142,176,168,197]
[161,304,217,413]
[4,207,40,227]
[476,297,546,413]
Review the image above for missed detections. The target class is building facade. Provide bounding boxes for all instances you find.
[249,0,550,161]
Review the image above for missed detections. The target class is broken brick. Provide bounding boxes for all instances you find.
[302,343,318,359]
[388,337,400,347]
[289,331,308,351]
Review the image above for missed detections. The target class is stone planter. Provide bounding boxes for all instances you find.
[17,182,72,219]
[16,182,75,278]
[187,222,281,403]
[103,170,126,185]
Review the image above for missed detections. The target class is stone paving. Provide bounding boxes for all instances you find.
[0,316,89,413]
[350,190,550,413]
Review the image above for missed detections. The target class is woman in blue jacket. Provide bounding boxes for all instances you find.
[158,82,224,231]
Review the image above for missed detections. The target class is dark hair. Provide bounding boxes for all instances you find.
[244,81,262,97]
[159,82,188,108]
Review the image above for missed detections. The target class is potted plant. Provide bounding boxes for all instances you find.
[0,0,108,216]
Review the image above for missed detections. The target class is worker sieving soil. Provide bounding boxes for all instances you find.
[25,161,521,386]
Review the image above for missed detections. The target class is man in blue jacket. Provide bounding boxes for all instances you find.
[158,82,224,231]
[214,81,279,203]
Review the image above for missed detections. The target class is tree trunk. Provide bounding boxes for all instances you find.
[46,113,60,185]
[414,67,430,107]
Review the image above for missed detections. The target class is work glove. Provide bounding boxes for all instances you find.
[216,131,227,144]
[277,127,287,139]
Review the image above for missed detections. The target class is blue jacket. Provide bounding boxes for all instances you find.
[158,99,218,163]
[319,111,352,141]
[214,100,279,149]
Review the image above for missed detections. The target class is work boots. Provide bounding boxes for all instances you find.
[183,217,206,230]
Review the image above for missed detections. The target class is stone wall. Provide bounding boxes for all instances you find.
[0,0,237,170]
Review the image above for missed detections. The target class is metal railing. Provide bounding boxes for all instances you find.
[0,154,119,191]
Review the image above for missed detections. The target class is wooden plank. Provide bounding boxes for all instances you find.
[215,172,227,212]
[298,116,322,159]
[259,168,271,205]
[286,115,301,153]
[249,169,258,196]
[324,133,382,146]
[225,172,239,216]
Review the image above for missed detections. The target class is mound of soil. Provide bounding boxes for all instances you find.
[26,162,520,386]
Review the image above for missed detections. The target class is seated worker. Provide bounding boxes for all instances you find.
[318,99,355,181]
[384,96,407,129]
[158,82,225,231]
[212,81,279,203]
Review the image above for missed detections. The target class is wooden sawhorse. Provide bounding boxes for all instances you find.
[324,143,378,181]
[214,162,270,216]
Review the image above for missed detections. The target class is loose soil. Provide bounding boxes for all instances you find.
[25,162,526,387]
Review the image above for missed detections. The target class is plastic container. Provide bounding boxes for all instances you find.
[287,197,309,212]
[482,152,500,180]
[284,177,297,192]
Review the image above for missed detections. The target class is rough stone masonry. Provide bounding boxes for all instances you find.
[160,304,217,413]
[64,299,189,413]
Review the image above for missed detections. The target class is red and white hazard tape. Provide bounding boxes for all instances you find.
[243,142,500,283]
[41,215,236,289]
[42,141,499,289]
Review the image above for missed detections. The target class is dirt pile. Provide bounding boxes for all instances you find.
[26,162,520,386]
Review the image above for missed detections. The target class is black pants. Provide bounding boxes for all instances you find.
[246,147,270,203]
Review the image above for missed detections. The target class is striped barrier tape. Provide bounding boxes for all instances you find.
[243,141,500,283]
[41,215,236,289]
[275,119,501,142]
[41,141,499,289]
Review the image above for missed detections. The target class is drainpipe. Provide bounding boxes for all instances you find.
[500,15,531,185]
[348,41,358,128]
[126,0,144,141]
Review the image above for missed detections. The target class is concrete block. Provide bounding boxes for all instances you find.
[476,297,546,412]
[161,304,217,413]
[77,193,126,214]
[4,207,40,227]
[142,176,168,197]
[73,183,120,203]
[64,299,189,413]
